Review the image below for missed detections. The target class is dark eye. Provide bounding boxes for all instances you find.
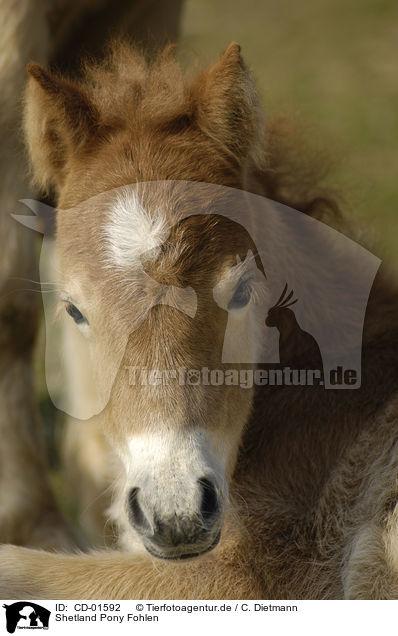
[228,276,253,310]
[65,302,88,325]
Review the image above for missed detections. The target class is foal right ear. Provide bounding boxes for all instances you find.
[24,63,101,194]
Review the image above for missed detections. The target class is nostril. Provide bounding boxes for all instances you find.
[127,488,152,534]
[198,478,220,522]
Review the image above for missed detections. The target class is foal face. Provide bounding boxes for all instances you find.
[25,39,266,559]
[56,184,264,559]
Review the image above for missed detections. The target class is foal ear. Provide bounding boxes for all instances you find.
[192,43,264,161]
[24,63,101,193]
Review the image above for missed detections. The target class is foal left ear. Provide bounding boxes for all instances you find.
[24,63,102,193]
[192,43,264,161]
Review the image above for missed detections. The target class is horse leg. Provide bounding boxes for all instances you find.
[0,518,262,599]
[342,520,398,599]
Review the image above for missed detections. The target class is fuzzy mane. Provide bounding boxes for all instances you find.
[25,39,346,235]
[86,43,347,229]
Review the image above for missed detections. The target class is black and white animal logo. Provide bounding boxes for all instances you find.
[3,602,50,633]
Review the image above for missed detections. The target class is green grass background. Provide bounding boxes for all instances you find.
[182,0,398,260]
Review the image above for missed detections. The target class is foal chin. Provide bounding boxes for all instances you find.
[111,428,231,560]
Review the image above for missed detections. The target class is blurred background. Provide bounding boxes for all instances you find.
[182,0,398,260]
[36,0,398,518]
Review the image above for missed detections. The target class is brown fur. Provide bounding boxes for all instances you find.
[0,0,183,550]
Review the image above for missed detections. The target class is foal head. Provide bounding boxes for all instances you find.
[24,42,267,559]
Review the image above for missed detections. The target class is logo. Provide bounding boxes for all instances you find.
[3,602,50,633]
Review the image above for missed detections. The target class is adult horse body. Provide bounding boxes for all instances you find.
[1,40,398,599]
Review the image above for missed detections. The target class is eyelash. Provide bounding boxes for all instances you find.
[64,302,88,325]
[228,276,253,310]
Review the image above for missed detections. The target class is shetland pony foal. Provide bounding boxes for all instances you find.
[2,43,398,599]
